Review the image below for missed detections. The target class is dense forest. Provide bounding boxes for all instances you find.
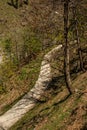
[0,0,87,130]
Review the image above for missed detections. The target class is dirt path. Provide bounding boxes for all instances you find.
[0,45,62,130]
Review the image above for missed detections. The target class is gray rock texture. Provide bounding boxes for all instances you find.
[0,45,62,130]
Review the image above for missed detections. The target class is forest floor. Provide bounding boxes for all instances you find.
[10,71,87,130]
[0,0,63,114]
[0,0,87,130]
[0,0,41,113]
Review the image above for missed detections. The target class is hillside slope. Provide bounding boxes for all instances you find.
[0,0,63,113]
[10,71,87,130]
[0,0,87,130]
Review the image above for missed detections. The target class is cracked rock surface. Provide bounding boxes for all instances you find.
[0,45,62,130]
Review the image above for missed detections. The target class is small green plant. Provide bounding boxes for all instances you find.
[22,31,42,61]
[19,68,27,80]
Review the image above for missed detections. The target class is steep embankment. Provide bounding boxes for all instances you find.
[0,45,62,130]
[0,0,63,111]
[10,72,87,130]
[0,1,64,124]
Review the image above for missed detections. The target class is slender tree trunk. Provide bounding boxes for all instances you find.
[73,7,85,71]
[15,0,18,8]
[15,41,20,68]
[25,0,28,5]
[20,0,23,7]
[64,0,72,94]
[11,0,14,5]
[76,21,84,71]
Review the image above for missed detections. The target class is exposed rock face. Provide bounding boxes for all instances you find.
[0,45,62,130]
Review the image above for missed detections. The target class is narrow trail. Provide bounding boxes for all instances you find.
[0,45,62,130]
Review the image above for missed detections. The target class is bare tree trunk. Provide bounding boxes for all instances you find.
[20,0,23,7]
[15,0,18,8]
[73,7,85,71]
[15,40,20,68]
[25,0,28,5]
[11,0,14,5]
[76,21,85,71]
[64,0,72,94]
